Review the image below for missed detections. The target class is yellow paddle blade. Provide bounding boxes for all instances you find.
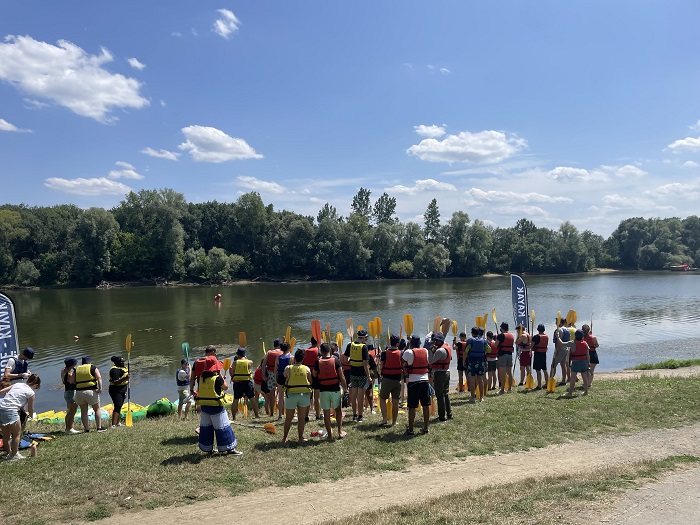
[525,374,534,389]
[238,331,247,348]
[346,318,354,338]
[433,316,441,335]
[125,407,133,427]
[357,324,364,333]
[263,423,277,434]
[547,376,557,393]
[482,314,488,329]
[566,310,575,325]
[321,332,327,343]
[475,316,480,329]
[451,320,458,336]
[572,310,577,324]
[403,314,413,337]
[285,326,291,344]
[289,337,296,350]
[491,308,497,327]
[556,311,562,327]
[335,332,344,348]
[375,317,382,335]
[475,385,481,398]
[440,318,451,336]
[367,320,375,338]
[387,325,391,341]
[223,358,232,371]
[125,334,132,356]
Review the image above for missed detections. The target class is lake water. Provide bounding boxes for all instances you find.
[6,271,700,412]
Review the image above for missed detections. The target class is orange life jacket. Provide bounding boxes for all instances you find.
[407,348,429,375]
[431,344,452,370]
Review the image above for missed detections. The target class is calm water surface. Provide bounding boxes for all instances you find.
[6,271,700,412]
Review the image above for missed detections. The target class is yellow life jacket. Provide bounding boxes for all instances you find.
[75,364,97,390]
[109,366,129,386]
[285,364,311,394]
[349,342,365,367]
[196,375,225,407]
[232,359,252,382]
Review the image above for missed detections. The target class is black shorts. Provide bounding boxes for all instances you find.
[343,369,351,386]
[277,375,286,386]
[311,377,321,390]
[456,358,466,372]
[109,386,127,411]
[406,381,431,409]
[486,360,498,372]
[260,381,270,394]
[533,352,548,371]
[233,381,255,400]
[589,351,599,365]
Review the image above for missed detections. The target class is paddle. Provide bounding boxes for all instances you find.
[285,326,291,344]
[181,342,190,361]
[231,421,277,434]
[433,316,441,335]
[475,316,480,329]
[346,318,354,339]
[375,317,382,348]
[223,357,232,375]
[335,332,344,349]
[125,334,133,427]
[491,308,498,332]
[531,309,535,335]
[591,312,594,333]
[289,337,296,351]
[440,317,451,337]
[403,314,413,337]
[482,314,488,330]
[238,331,247,348]
[326,322,331,344]
[451,320,458,337]
[547,311,562,393]
[311,320,322,344]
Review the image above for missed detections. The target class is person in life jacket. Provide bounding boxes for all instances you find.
[196,355,241,456]
[274,342,292,420]
[552,318,571,386]
[108,355,129,428]
[312,343,348,440]
[453,332,468,392]
[514,324,532,387]
[379,334,403,426]
[364,343,379,416]
[531,324,549,390]
[581,324,600,382]
[303,337,322,422]
[559,330,591,396]
[262,338,282,415]
[176,359,192,420]
[282,349,313,444]
[429,332,453,421]
[402,334,431,435]
[485,331,499,391]
[61,356,80,434]
[4,347,34,385]
[343,330,371,422]
[496,323,515,395]
[465,327,487,403]
[74,355,105,433]
[230,348,259,420]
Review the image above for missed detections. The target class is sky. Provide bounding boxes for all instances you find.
[1,1,699,237]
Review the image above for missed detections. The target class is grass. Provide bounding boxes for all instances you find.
[320,455,700,525]
[5,376,700,524]
[631,358,700,370]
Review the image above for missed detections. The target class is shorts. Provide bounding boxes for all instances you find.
[379,378,402,399]
[533,352,547,371]
[571,360,589,374]
[553,348,569,365]
[311,377,321,390]
[64,390,77,405]
[0,408,20,426]
[320,390,341,410]
[467,360,485,377]
[75,389,100,406]
[519,351,532,367]
[178,388,190,404]
[266,375,277,391]
[497,354,513,369]
[486,359,498,372]
[457,358,466,372]
[277,375,286,386]
[349,375,368,389]
[260,381,270,394]
[406,381,431,409]
[254,382,263,395]
[284,392,310,410]
[589,351,599,365]
[233,381,255,400]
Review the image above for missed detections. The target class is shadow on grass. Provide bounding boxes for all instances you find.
[160,453,206,465]
[253,439,326,452]
[161,435,198,446]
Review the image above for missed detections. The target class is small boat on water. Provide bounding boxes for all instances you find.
[668,263,698,272]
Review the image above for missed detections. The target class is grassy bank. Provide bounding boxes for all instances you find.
[6,376,700,524]
[632,358,700,370]
[322,455,700,525]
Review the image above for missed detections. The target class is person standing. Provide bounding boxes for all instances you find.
[514,324,531,387]
[453,332,468,392]
[61,357,80,434]
[428,333,452,421]
[581,324,599,382]
[176,359,192,420]
[531,324,549,390]
[496,323,515,395]
[190,345,218,394]
[402,335,431,435]
[313,343,347,440]
[282,349,312,444]
[485,331,498,391]
[108,356,129,428]
[4,347,34,385]
[274,342,292,419]
[551,318,571,386]
[343,329,371,422]
[365,344,379,415]
[262,338,282,415]
[230,348,259,420]
[378,334,403,426]
[464,327,487,403]
[0,374,41,460]
[74,355,105,432]
[196,355,241,455]
[302,338,321,421]
[561,330,591,396]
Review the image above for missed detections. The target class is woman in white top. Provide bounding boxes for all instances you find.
[0,374,41,461]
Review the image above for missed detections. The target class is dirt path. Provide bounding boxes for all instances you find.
[91,422,700,525]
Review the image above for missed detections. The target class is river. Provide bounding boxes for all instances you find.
[5,271,700,412]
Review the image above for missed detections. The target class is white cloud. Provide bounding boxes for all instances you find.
[407,130,527,164]
[237,176,284,194]
[115,161,134,170]
[600,164,647,178]
[0,118,30,132]
[44,177,132,195]
[439,68,451,75]
[689,120,700,132]
[0,36,148,123]
[213,9,240,39]
[547,166,595,183]
[179,125,262,162]
[520,205,547,216]
[682,160,700,168]
[667,136,700,153]
[386,178,457,195]
[546,164,644,183]
[108,162,144,180]
[127,57,146,70]
[23,98,49,110]
[464,188,573,206]
[414,124,446,138]
[141,147,180,161]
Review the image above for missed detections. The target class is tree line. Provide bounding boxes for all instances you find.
[1,188,698,286]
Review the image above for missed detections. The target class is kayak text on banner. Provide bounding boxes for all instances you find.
[0,292,20,370]
[510,274,529,329]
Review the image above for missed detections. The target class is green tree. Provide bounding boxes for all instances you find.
[372,192,398,225]
[317,203,340,223]
[424,198,440,243]
[13,258,39,286]
[351,187,372,219]
[413,244,451,278]
[70,208,120,285]
[0,209,28,282]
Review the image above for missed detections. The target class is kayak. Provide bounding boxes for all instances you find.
[146,398,176,417]
[35,404,147,425]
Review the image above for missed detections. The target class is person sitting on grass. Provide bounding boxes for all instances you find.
[313,343,347,441]
[0,374,41,461]
[282,349,312,444]
[230,348,259,420]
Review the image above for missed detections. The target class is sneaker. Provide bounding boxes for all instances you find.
[404,428,415,436]
[356,416,364,422]
[226,449,243,456]
[421,427,429,434]
[5,454,25,461]
[66,428,81,435]
[352,414,357,421]
[96,427,107,433]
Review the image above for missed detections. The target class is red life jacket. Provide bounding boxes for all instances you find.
[253,366,263,386]
[303,346,319,368]
[381,349,403,377]
[533,334,549,352]
[266,349,282,372]
[583,334,597,352]
[407,348,429,375]
[518,333,531,351]
[317,357,339,386]
[498,332,515,354]
[431,344,452,370]
[571,340,590,361]
[486,340,498,359]
[455,341,467,359]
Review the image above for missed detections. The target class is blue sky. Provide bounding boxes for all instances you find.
[1,1,699,236]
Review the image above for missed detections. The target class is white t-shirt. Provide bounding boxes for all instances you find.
[402,349,429,383]
[0,383,34,411]
[4,357,27,384]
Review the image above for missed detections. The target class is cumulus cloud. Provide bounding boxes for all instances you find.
[141,147,180,161]
[127,57,146,70]
[407,130,527,164]
[0,118,30,132]
[682,160,700,168]
[464,188,573,206]
[108,161,144,180]
[601,164,647,178]
[237,176,284,194]
[386,178,457,195]
[690,120,700,132]
[213,9,240,39]
[414,124,446,138]
[667,136,700,153]
[179,125,262,162]
[547,164,645,183]
[44,177,132,195]
[0,35,149,123]
[547,166,594,183]
[439,68,451,75]
[115,161,134,169]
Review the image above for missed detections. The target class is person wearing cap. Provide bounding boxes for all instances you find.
[0,373,41,460]
[464,327,487,403]
[551,318,570,387]
[379,334,403,426]
[282,349,313,444]
[274,342,293,419]
[4,347,34,385]
[531,324,549,390]
[108,356,129,428]
[190,345,218,397]
[514,324,532,387]
[429,332,453,421]
[176,359,192,420]
[313,342,347,440]
[230,348,259,420]
[263,338,283,412]
[402,335,431,435]
[196,355,241,455]
[496,322,515,395]
[61,357,80,434]
[75,356,105,432]
[343,329,371,422]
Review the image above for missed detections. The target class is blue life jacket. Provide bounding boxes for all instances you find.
[176,370,190,387]
[10,357,28,381]
[467,337,486,360]
[277,354,291,380]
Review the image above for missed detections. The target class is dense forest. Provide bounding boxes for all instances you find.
[1,188,699,286]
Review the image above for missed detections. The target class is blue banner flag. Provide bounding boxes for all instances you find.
[0,292,20,371]
[510,274,529,330]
